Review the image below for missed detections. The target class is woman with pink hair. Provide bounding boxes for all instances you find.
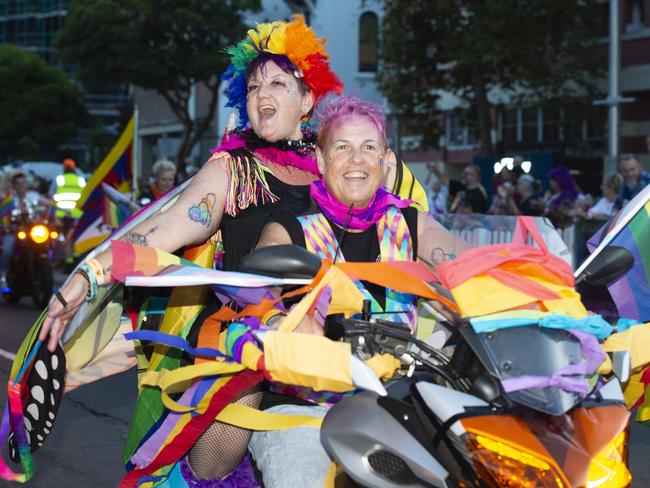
[252,94,467,486]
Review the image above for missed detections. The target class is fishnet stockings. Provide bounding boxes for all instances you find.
[187,385,263,480]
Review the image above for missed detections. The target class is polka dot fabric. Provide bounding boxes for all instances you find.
[7,343,65,462]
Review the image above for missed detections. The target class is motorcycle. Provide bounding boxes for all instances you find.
[240,243,636,488]
[2,207,58,308]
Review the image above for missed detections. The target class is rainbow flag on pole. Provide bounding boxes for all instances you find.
[581,184,650,322]
[73,115,136,254]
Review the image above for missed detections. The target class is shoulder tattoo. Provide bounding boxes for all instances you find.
[188,193,217,227]
[431,247,456,265]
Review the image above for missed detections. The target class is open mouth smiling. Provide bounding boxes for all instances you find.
[259,105,276,120]
[343,171,368,181]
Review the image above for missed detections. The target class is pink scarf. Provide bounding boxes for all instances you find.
[214,130,320,175]
[310,179,413,231]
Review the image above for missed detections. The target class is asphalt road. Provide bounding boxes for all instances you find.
[0,295,648,487]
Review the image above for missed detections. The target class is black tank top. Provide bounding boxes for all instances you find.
[219,172,312,271]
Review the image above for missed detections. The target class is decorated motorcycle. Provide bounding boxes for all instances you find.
[1,184,649,487]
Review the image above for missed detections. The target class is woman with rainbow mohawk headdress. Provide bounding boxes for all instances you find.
[41,14,344,350]
[40,13,428,351]
[8,13,429,488]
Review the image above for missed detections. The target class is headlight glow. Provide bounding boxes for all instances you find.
[30,225,49,244]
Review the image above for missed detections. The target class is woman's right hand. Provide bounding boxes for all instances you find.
[39,272,89,352]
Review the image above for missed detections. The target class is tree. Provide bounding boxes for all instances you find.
[380,0,603,154]
[56,0,261,172]
[0,44,83,161]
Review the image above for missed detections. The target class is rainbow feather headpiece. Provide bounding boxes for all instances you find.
[222,14,343,129]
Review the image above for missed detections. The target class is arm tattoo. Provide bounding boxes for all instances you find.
[430,247,456,265]
[123,226,158,246]
[188,193,216,227]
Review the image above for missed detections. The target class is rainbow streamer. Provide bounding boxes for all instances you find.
[0,310,51,483]
[110,241,200,282]
[0,341,45,483]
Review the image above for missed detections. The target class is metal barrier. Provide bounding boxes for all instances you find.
[436,214,581,268]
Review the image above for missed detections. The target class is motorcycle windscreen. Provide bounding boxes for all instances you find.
[464,325,586,415]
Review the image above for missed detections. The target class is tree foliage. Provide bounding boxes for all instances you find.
[56,0,261,170]
[0,45,83,161]
[380,0,604,153]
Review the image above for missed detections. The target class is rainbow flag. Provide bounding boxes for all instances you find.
[0,194,14,225]
[584,185,650,322]
[101,183,133,229]
[73,115,135,254]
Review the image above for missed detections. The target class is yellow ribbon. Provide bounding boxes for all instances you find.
[216,403,323,430]
[140,361,245,413]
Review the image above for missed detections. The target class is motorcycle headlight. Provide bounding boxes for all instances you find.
[463,432,566,488]
[49,230,59,240]
[30,225,49,244]
[17,231,27,240]
[585,431,631,488]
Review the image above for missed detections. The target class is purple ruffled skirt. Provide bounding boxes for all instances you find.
[180,455,260,488]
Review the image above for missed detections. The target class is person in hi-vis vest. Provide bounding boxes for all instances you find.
[53,158,85,219]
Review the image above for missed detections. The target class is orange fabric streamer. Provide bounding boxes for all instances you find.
[435,217,584,318]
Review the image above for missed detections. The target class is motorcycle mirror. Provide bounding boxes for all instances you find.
[575,246,634,286]
[239,245,321,279]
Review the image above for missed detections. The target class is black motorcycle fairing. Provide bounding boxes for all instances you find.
[239,244,320,279]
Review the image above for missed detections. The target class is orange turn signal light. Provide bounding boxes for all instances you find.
[464,433,565,488]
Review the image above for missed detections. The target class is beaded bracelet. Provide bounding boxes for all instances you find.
[78,263,98,301]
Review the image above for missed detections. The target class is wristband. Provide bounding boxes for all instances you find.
[85,258,106,286]
[261,309,286,328]
[78,263,98,301]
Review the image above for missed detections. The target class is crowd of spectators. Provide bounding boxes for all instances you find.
[425,154,650,229]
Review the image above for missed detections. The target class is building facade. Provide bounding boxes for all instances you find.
[401,0,650,192]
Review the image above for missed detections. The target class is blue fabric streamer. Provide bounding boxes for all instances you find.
[190,376,222,414]
[124,330,226,360]
[617,317,641,332]
[471,313,613,340]
[539,314,613,340]
[136,474,167,487]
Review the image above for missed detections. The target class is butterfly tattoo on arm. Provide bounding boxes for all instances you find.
[188,193,217,227]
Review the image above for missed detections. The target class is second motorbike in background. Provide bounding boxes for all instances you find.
[2,206,58,308]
